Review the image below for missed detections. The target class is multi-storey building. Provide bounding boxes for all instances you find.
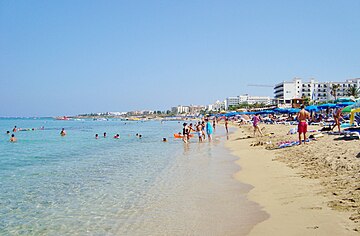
[225,95,273,109]
[208,100,226,111]
[274,78,360,105]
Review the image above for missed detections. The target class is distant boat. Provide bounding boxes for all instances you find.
[93,118,108,121]
[55,116,70,120]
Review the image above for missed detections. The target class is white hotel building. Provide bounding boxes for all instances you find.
[224,95,273,110]
[274,78,360,105]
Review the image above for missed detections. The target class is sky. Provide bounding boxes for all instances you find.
[1,0,360,116]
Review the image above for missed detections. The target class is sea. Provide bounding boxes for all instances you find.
[0,118,266,236]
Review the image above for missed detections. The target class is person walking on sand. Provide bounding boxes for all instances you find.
[332,108,343,133]
[252,114,263,137]
[225,118,229,133]
[296,105,310,145]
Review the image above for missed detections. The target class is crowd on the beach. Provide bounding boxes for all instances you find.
[218,103,360,148]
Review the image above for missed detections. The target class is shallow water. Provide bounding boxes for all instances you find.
[0,118,266,235]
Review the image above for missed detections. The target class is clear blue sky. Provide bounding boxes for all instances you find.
[1,0,360,116]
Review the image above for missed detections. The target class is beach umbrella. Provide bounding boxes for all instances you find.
[350,108,360,125]
[256,110,273,115]
[305,105,318,112]
[342,105,352,113]
[318,103,336,109]
[288,108,300,113]
[336,102,355,108]
[274,108,288,114]
[335,97,355,103]
[351,100,360,109]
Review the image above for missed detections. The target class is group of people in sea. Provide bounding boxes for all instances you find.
[179,117,229,143]
[6,118,231,144]
[6,125,45,142]
[94,132,144,139]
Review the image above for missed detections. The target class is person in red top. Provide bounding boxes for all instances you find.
[296,105,310,145]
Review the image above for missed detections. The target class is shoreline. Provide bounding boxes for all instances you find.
[225,125,359,235]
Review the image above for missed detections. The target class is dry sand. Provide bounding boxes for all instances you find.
[226,124,360,235]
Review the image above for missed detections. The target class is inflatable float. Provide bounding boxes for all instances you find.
[174,133,194,138]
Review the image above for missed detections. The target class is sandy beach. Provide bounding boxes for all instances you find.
[226,124,360,235]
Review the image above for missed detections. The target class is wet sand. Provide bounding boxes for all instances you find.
[117,133,268,235]
[226,124,359,235]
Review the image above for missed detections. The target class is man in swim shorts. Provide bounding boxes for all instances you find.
[297,104,310,145]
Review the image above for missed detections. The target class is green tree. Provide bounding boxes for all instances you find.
[330,84,341,100]
[301,96,310,106]
[346,85,360,98]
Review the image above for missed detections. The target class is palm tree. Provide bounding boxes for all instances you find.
[330,84,341,100]
[346,85,360,98]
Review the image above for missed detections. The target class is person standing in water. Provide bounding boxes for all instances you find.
[60,128,66,136]
[201,121,206,140]
[297,105,310,145]
[196,122,203,142]
[10,134,17,142]
[182,123,189,143]
[205,118,213,141]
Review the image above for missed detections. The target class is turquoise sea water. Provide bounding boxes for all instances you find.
[0,118,266,235]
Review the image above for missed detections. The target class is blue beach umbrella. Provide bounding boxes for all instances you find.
[336,102,355,108]
[274,108,288,114]
[256,110,274,115]
[288,108,300,114]
[318,103,336,109]
[305,105,319,112]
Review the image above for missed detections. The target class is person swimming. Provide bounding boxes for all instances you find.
[162,138,167,142]
[13,126,17,132]
[114,134,120,139]
[103,132,107,138]
[6,131,10,135]
[60,128,66,136]
[10,134,17,142]
[95,134,99,139]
